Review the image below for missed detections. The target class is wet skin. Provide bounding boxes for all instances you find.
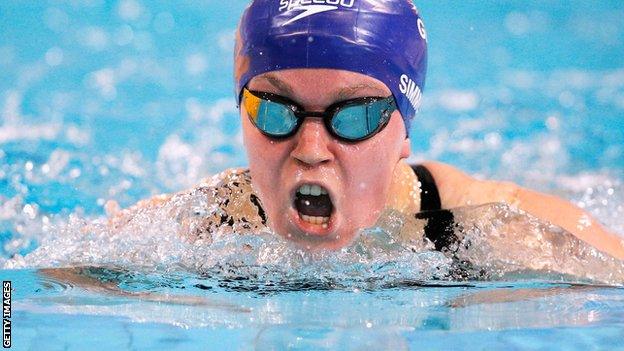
[241,69,411,250]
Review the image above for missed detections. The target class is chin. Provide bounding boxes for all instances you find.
[274,220,356,251]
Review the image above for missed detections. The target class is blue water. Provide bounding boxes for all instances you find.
[1,0,624,350]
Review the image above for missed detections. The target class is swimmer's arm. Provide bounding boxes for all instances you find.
[39,268,250,309]
[104,194,173,230]
[103,192,209,241]
[423,161,624,260]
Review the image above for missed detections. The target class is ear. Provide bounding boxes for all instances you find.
[400,138,411,159]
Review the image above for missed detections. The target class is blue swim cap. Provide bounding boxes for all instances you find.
[235,0,428,135]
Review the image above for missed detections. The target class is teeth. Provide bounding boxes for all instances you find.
[298,184,328,196]
[300,214,330,226]
[310,185,321,196]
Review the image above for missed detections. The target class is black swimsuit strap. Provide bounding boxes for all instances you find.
[411,164,457,251]
[412,165,441,211]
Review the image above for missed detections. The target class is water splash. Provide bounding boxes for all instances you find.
[4,170,623,287]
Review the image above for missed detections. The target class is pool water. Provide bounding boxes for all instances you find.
[5,267,624,350]
[1,0,624,350]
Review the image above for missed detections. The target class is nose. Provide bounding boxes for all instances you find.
[290,118,334,166]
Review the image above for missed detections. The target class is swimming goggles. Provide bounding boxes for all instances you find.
[241,88,397,142]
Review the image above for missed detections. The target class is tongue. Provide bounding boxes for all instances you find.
[295,194,333,217]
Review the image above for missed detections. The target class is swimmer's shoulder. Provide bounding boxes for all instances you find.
[390,160,519,213]
[418,161,519,209]
[106,167,267,238]
[418,162,624,260]
[197,167,251,189]
[192,167,267,236]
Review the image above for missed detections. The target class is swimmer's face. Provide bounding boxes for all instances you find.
[241,69,410,250]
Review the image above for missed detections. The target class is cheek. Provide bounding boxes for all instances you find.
[341,147,394,198]
[338,153,392,229]
[242,115,280,167]
[241,115,289,201]
[336,116,405,205]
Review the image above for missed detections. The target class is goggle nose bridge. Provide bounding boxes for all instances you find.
[292,110,333,120]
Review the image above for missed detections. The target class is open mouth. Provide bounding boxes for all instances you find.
[294,184,334,229]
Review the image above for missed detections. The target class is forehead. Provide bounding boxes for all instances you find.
[248,69,391,101]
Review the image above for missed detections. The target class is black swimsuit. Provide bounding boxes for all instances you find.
[411,165,457,251]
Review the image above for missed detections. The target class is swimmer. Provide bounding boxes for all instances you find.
[105,0,624,274]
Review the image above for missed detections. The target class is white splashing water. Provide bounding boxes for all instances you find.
[3,169,624,287]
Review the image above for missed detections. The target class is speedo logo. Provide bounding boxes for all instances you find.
[399,74,422,110]
[279,0,355,26]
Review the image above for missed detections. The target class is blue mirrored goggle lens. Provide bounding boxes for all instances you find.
[244,89,298,137]
[331,101,389,140]
[255,100,298,136]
